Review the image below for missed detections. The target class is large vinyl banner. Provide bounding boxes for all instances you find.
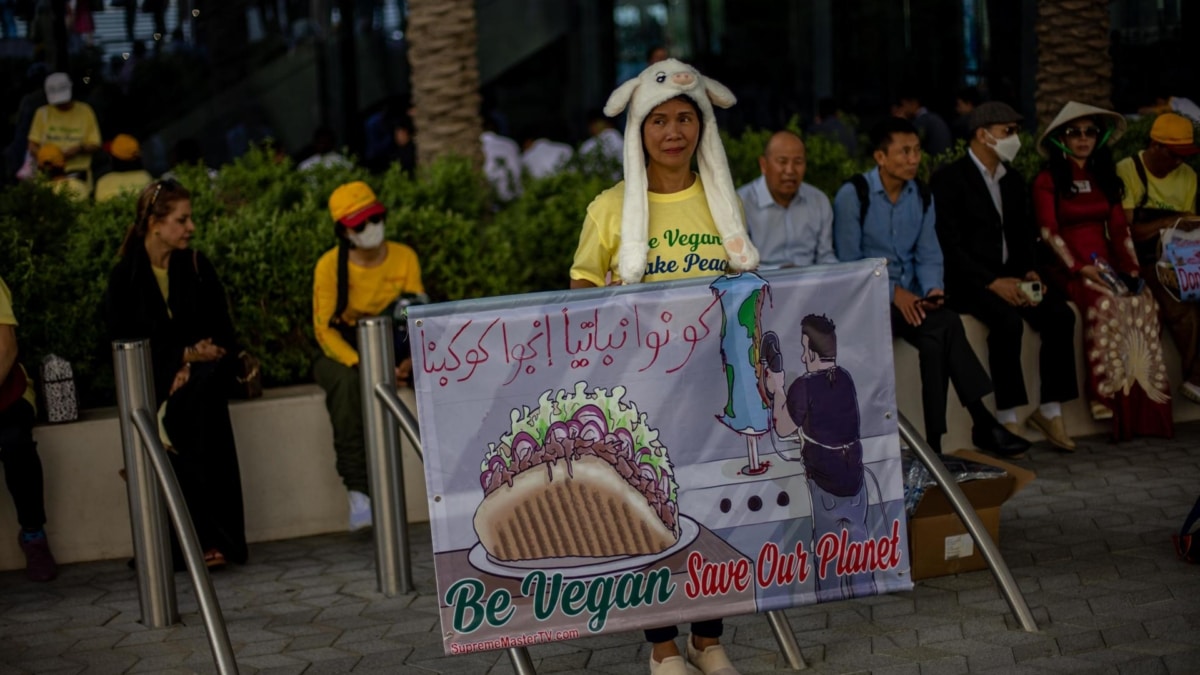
[408,260,912,655]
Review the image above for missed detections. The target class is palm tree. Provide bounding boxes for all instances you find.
[1034,0,1113,126]
[406,0,484,168]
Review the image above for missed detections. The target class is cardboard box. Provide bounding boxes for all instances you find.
[907,449,1036,580]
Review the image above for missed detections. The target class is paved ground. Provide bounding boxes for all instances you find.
[1,423,1198,674]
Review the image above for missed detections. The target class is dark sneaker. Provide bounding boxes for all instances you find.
[18,530,58,582]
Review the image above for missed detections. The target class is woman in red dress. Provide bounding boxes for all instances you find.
[1033,101,1172,439]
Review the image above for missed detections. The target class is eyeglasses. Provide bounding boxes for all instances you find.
[347,214,384,232]
[1062,126,1101,139]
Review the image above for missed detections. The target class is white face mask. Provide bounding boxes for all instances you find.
[986,130,1022,163]
[347,222,385,249]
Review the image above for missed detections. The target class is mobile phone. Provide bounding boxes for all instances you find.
[1019,281,1043,303]
[919,295,945,308]
[1118,273,1145,296]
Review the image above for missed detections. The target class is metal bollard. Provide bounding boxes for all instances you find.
[357,317,413,596]
[897,413,1038,632]
[112,340,177,627]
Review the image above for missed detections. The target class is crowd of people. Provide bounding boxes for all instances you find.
[3,49,1200,675]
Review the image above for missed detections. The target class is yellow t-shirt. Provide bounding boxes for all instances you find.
[570,176,729,285]
[94,170,153,202]
[0,278,35,408]
[1117,152,1198,214]
[27,102,101,176]
[312,241,425,367]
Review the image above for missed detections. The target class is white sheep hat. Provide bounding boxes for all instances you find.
[604,58,759,284]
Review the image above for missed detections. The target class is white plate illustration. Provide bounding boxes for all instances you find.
[467,516,701,580]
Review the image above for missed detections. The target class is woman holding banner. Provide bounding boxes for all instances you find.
[569,59,757,675]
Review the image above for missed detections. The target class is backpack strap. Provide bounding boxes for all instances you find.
[1132,152,1151,222]
[847,174,870,225]
[844,174,931,227]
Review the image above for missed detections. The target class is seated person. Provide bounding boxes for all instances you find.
[37,144,90,201]
[1116,113,1200,402]
[94,134,153,202]
[931,102,1079,451]
[0,276,58,582]
[105,179,249,569]
[313,181,425,531]
[833,117,1028,457]
[737,130,837,269]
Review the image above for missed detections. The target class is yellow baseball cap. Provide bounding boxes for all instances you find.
[37,144,65,169]
[110,134,141,161]
[328,181,386,226]
[1150,113,1200,156]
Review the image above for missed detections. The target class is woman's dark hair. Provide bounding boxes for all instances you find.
[640,94,704,164]
[1044,116,1125,205]
[119,179,191,256]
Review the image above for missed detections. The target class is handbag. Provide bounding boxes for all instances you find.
[38,354,79,423]
[1154,217,1200,302]
[1172,495,1200,564]
[232,351,262,399]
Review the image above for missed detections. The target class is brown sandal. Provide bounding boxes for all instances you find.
[203,549,227,569]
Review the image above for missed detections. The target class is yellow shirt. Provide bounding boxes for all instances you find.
[0,278,36,408]
[27,102,101,176]
[312,242,425,367]
[95,170,153,202]
[570,176,729,285]
[1117,152,1198,214]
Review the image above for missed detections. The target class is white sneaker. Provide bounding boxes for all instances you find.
[1182,381,1200,405]
[348,490,373,532]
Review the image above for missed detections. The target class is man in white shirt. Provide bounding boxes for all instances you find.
[737,130,837,268]
[521,136,573,179]
[481,124,523,202]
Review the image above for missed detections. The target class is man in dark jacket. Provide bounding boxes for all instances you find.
[931,102,1079,451]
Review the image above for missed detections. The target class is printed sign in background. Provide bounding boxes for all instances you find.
[408,260,913,656]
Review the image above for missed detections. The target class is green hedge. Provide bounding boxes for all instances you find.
[1,118,1186,409]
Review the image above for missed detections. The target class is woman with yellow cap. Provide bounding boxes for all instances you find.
[312,181,425,531]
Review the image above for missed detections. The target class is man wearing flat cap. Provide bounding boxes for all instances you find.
[1117,112,1200,403]
[931,101,1080,452]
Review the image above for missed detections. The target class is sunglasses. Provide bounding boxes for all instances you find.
[990,125,1020,137]
[346,213,384,232]
[1062,126,1101,139]
[141,178,180,226]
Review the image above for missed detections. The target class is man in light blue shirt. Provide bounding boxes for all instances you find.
[738,131,838,268]
[833,117,1027,458]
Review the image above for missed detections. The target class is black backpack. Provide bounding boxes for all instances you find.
[844,173,932,225]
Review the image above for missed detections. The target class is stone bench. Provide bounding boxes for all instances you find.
[0,385,428,571]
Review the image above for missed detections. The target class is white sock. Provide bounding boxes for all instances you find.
[1039,402,1062,419]
[995,408,1018,425]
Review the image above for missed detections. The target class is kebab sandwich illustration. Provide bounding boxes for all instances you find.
[473,382,682,562]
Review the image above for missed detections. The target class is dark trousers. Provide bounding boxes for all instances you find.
[1144,262,1200,386]
[890,306,993,440]
[644,618,723,644]
[162,359,248,563]
[313,356,369,494]
[952,287,1079,410]
[0,399,46,530]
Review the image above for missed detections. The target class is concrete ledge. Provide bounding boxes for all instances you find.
[0,385,429,571]
[896,305,1200,452]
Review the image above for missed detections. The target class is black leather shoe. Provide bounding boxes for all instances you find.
[972,422,1031,458]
